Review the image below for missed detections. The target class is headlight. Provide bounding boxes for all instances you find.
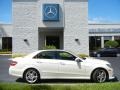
[106,64,112,68]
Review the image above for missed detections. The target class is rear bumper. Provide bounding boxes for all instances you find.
[9,67,23,78]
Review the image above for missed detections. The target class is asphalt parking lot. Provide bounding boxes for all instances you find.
[0,55,120,83]
[0,55,17,82]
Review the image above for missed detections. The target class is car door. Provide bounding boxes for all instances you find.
[33,51,59,78]
[56,51,86,78]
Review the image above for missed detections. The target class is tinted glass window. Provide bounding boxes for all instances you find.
[34,51,56,59]
[57,51,76,61]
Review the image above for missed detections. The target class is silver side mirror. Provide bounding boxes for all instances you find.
[75,57,82,62]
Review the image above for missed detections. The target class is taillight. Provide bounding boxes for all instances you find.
[10,61,17,66]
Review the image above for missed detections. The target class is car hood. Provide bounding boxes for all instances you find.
[83,57,110,65]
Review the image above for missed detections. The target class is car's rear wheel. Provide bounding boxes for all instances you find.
[23,68,40,84]
[92,69,107,83]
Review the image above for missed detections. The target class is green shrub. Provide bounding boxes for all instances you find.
[0,49,12,54]
[105,40,119,48]
[78,54,89,58]
[0,49,11,52]
[0,51,12,54]
[43,45,56,49]
[12,54,26,58]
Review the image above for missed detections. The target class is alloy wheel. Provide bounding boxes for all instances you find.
[92,69,107,83]
[24,69,39,84]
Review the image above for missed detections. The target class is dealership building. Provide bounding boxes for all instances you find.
[0,0,120,55]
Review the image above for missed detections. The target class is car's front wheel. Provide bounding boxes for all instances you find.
[23,68,40,84]
[97,54,101,57]
[117,53,120,57]
[92,69,107,83]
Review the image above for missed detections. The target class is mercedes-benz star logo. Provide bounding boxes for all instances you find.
[45,6,57,18]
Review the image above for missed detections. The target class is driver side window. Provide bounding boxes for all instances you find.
[57,51,76,61]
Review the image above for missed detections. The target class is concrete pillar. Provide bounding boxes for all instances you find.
[13,0,38,54]
[64,0,89,55]
[0,38,2,50]
[101,36,104,48]
[112,36,114,41]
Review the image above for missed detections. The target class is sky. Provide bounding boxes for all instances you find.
[89,0,120,24]
[0,0,120,24]
[0,0,11,24]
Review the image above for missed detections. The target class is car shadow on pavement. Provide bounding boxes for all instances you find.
[16,77,119,84]
[16,78,92,84]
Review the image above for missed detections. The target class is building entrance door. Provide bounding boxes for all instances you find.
[2,37,12,51]
[46,36,60,49]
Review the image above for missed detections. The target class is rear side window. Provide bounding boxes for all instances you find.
[34,51,56,59]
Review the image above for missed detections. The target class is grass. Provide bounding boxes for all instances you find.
[0,82,120,90]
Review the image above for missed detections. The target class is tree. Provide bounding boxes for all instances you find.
[104,40,119,48]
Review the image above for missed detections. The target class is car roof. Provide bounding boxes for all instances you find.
[39,49,65,52]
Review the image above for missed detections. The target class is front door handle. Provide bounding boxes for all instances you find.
[60,62,65,65]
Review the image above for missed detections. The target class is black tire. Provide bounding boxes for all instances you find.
[92,69,107,83]
[23,68,40,84]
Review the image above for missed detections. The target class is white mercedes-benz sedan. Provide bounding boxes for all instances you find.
[9,50,114,84]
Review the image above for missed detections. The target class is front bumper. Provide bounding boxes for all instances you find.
[107,68,115,80]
